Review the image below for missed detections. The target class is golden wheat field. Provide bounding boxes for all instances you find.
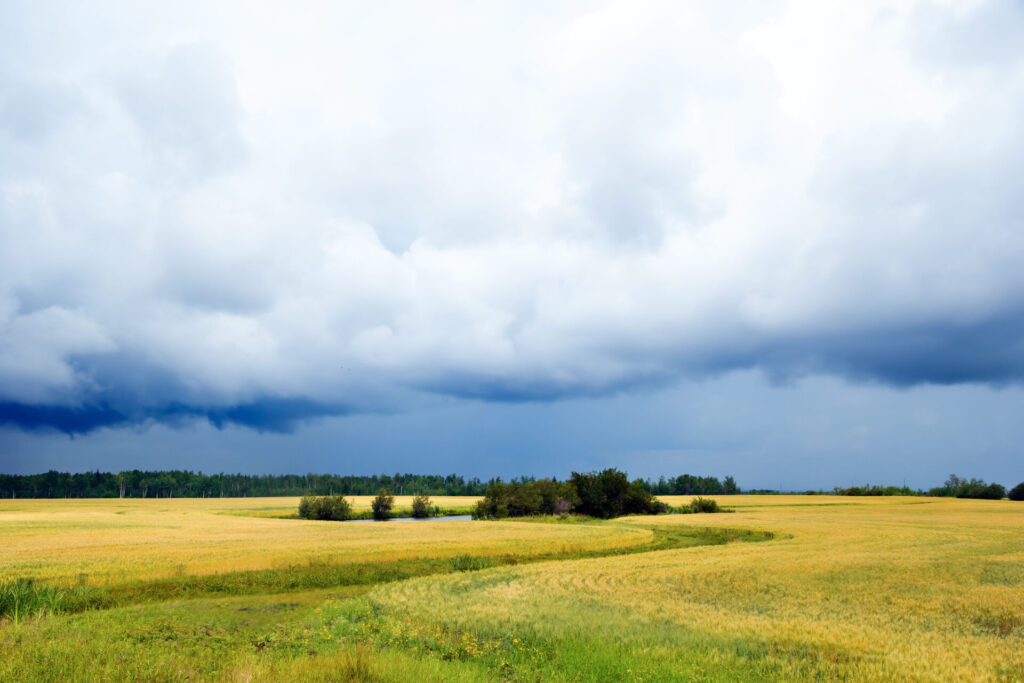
[0,496,654,586]
[360,496,1024,680]
[1,495,1022,681]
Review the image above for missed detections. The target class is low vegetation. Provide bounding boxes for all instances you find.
[686,496,721,513]
[298,494,352,520]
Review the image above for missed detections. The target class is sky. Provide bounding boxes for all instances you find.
[1,1,1023,489]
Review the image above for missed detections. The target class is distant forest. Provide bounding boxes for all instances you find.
[0,470,740,499]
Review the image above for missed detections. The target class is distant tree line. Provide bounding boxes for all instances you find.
[926,475,1006,500]
[0,470,491,499]
[831,474,1012,500]
[0,470,740,499]
[642,474,739,496]
[830,485,921,497]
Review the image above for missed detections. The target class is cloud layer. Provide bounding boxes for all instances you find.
[2,1,1024,434]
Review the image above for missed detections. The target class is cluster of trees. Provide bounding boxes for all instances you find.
[1010,483,1024,501]
[642,474,739,496]
[474,469,669,519]
[832,485,920,496]
[927,475,1006,500]
[298,494,352,520]
[0,471,491,499]
[832,475,1017,500]
[298,489,435,521]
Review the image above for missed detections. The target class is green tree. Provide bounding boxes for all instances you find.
[411,494,431,518]
[1009,482,1024,501]
[371,488,394,520]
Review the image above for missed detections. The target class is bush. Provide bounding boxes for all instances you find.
[689,496,720,513]
[371,488,394,520]
[1009,482,1024,501]
[449,555,496,572]
[298,495,352,521]
[411,494,432,518]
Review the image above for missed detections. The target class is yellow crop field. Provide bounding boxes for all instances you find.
[356,496,1024,680]
[0,497,648,586]
[1,495,1022,681]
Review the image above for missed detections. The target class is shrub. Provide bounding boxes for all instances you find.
[1009,482,1024,501]
[449,555,496,572]
[689,496,720,513]
[371,488,394,520]
[298,495,352,521]
[411,494,432,518]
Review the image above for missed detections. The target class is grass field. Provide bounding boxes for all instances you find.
[1,495,1022,681]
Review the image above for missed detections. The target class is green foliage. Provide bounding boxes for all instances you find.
[473,479,577,519]
[371,488,394,520]
[449,555,497,572]
[0,469,741,500]
[0,578,76,623]
[1009,482,1024,501]
[644,473,734,495]
[834,484,920,496]
[688,496,721,513]
[475,469,667,520]
[0,470,494,498]
[928,474,1005,500]
[570,469,667,518]
[411,494,432,518]
[297,495,352,521]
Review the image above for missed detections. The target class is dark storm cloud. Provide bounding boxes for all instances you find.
[0,397,346,436]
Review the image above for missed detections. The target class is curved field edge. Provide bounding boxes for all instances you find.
[0,523,772,620]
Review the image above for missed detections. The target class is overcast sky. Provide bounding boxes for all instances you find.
[2,1,1023,489]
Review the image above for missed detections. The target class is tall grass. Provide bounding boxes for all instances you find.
[0,578,81,624]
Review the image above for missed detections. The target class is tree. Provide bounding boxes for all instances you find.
[371,488,394,520]
[411,494,431,518]
[723,476,739,495]
[1009,482,1024,501]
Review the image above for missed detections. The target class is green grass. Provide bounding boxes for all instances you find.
[0,523,768,621]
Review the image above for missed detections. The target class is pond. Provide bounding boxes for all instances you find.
[345,515,473,523]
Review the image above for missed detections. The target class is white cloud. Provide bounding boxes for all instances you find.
[2,0,1024,425]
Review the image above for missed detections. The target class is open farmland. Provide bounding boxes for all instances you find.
[0,496,657,585]
[1,496,1022,681]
